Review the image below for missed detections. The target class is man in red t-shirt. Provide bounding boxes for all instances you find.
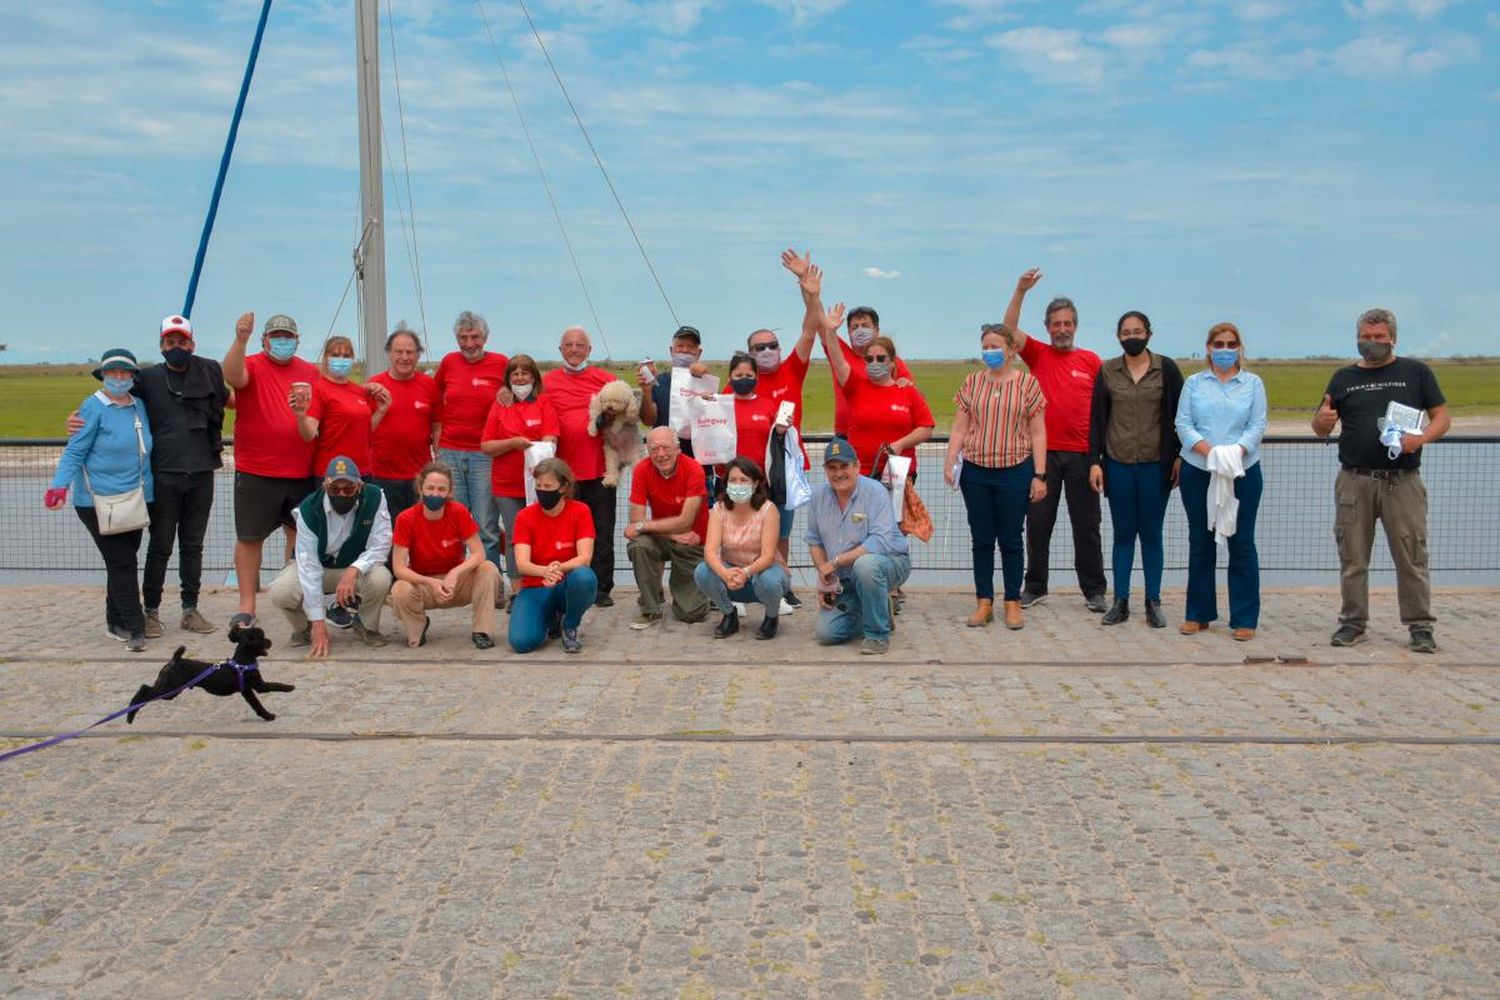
[367,326,440,517]
[222,311,320,627]
[434,310,509,584]
[1003,267,1107,611]
[541,326,621,606]
[623,427,710,628]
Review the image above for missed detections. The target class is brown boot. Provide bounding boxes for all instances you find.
[967,599,994,628]
[1003,600,1024,630]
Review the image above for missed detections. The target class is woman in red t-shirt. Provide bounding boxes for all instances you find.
[506,458,598,654]
[818,304,935,477]
[292,335,389,475]
[390,460,502,649]
[480,354,560,590]
[723,352,779,477]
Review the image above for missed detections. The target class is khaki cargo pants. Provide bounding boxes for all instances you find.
[1334,467,1434,631]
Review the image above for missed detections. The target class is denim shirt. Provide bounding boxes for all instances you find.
[1174,368,1267,473]
[803,475,908,570]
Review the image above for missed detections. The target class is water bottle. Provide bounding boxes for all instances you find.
[638,357,657,387]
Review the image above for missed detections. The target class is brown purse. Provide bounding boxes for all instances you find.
[900,478,933,542]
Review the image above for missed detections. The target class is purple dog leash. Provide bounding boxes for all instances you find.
[0,663,219,764]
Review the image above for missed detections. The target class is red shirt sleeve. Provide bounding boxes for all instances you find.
[909,386,936,427]
[628,458,649,506]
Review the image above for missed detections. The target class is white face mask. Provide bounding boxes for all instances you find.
[511,382,533,401]
[562,359,588,373]
[850,327,876,349]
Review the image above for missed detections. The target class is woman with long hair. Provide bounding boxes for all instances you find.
[693,456,787,639]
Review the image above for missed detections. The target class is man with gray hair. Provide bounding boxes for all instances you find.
[1312,308,1450,653]
[434,311,508,596]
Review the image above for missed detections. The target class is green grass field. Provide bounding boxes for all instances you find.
[3,358,1497,438]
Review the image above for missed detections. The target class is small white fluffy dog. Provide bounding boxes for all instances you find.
[587,380,644,487]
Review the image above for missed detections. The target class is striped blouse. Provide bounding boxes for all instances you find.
[953,369,1046,469]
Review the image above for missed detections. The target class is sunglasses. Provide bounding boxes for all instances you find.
[864,354,891,363]
[1209,341,1240,349]
[326,484,361,497]
[749,341,780,352]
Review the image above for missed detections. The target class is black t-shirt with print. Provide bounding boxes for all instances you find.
[1324,357,1444,470]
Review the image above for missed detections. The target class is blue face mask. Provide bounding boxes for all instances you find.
[981,348,1006,369]
[422,494,447,511]
[327,357,354,377]
[1210,348,1240,372]
[267,337,298,362]
[103,375,135,396]
[726,482,754,504]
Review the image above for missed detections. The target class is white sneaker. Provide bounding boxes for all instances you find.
[733,602,748,616]
[778,598,795,616]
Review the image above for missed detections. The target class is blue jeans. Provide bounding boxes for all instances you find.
[437,448,502,575]
[959,459,1032,601]
[1105,458,1170,602]
[1179,461,1262,629]
[816,552,911,645]
[507,567,598,653]
[693,561,789,617]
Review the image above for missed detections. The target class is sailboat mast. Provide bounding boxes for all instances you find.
[355,0,388,375]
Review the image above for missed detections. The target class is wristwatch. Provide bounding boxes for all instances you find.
[1033,473,1046,480]
[633,520,646,533]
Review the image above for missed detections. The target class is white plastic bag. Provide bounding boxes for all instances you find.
[771,425,813,512]
[668,367,720,437]
[687,394,737,466]
[523,440,557,506]
[882,453,913,523]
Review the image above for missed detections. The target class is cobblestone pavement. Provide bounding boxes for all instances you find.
[2,585,1497,999]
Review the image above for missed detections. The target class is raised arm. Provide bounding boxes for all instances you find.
[818,302,851,385]
[782,249,822,363]
[222,311,254,390]
[1002,269,1043,354]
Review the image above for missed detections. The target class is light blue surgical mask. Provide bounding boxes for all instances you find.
[864,361,891,382]
[327,357,354,377]
[981,348,1006,369]
[1210,348,1239,372]
[267,337,298,362]
[726,482,754,504]
[103,375,135,396]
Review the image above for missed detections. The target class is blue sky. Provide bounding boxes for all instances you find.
[1,0,1497,366]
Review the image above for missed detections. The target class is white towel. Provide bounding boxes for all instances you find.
[1205,445,1246,547]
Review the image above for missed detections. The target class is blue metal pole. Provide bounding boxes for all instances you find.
[182,0,274,319]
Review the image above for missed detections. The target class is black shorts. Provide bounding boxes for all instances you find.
[234,472,317,543]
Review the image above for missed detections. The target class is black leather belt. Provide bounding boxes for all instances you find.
[1343,466,1415,480]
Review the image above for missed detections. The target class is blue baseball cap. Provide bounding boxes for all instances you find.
[324,455,362,483]
[823,437,858,466]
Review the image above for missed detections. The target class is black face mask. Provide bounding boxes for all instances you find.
[328,492,359,514]
[1120,337,1149,357]
[730,376,758,396]
[535,488,564,510]
[162,347,193,369]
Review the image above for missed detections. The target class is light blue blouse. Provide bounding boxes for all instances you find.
[52,391,155,506]
[1174,368,1267,472]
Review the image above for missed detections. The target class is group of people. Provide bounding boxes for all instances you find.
[49,253,1450,657]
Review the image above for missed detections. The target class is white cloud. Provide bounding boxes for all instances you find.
[1233,1,1290,22]
[758,0,849,28]
[1185,43,1321,81]
[935,0,1027,32]
[862,267,901,280]
[1343,0,1451,18]
[985,26,1103,85]
[1330,33,1478,76]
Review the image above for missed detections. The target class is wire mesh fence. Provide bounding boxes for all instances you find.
[3,436,1497,580]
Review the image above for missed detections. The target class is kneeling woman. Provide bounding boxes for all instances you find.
[693,457,787,639]
[508,458,598,654]
[391,460,501,649]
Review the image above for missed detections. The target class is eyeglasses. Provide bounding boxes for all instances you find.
[749,341,780,352]
[1209,341,1240,349]
[326,484,360,497]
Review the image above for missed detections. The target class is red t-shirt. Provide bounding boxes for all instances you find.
[843,369,936,475]
[393,500,479,576]
[482,397,561,499]
[511,499,595,589]
[368,371,439,480]
[755,351,811,469]
[541,366,618,482]
[731,394,779,474]
[629,454,710,538]
[831,338,914,437]
[307,375,375,475]
[234,352,319,479]
[1018,339,1101,454]
[434,351,510,451]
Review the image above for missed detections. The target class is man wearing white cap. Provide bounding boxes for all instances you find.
[267,455,393,658]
